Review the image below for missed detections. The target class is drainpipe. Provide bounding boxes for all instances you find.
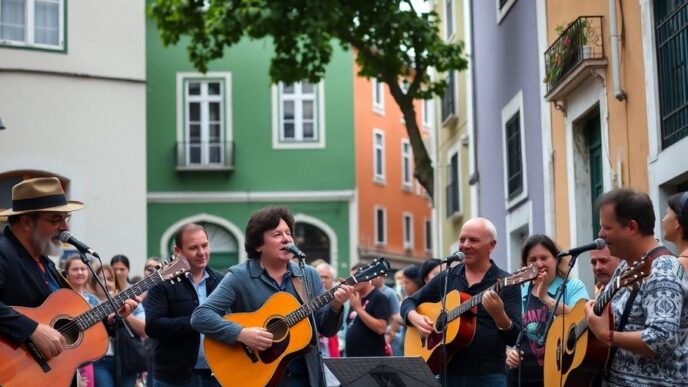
[609,0,627,101]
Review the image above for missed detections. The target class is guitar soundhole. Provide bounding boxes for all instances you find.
[54,317,80,347]
[265,316,288,342]
[434,312,447,333]
[566,328,576,352]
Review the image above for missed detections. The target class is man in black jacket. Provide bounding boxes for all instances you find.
[144,223,224,386]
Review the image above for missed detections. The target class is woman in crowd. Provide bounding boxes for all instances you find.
[111,254,132,291]
[506,234,589,387]
[91,264,146,387]
[664,191,688,273]
[419,258,442,285]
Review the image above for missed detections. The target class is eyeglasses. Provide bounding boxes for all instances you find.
[35,214,71,226]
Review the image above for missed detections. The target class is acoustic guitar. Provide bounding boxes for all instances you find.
[0,256,190,387]
[543,259,646,387]
[404,264,538,373]
[203,257,391,387]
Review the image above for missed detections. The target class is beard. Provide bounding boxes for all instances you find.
[31,227,62,257]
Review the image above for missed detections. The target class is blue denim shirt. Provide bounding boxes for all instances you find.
[191,259,344,386]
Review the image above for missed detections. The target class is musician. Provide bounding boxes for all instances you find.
[0,177,139,382]
[190,206,353,386]
[401,217,521,386]
[144,223,224,386]
[590,245,621,296]
[505,234,589,386]
[663,191,688,274]
[585,189,688,386]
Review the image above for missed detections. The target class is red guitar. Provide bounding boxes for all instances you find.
[0,257,189,387]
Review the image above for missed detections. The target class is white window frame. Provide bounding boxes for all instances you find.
[422,98,434,131]
[373,129,386,184]
[401,139,413,191]
[175,72,233,168]
[403,212,413,250]
[501,90,527,208]
[496,0,517,25]
[424,218,432,252]
[444,0,456,42]
[446,143,462,218]
[0,0,64,50]
[271,81,325,149]
[372,78,385,115]
[374,206,387,246]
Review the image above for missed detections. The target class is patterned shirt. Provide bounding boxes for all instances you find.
[605,254,688,387]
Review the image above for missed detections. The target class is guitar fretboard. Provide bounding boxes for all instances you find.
[73,274,165,331]
[572,272,623,340]
[284,276,358,327]
[446,280,503,323]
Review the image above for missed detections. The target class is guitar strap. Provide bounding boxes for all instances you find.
[292,276,310,304]
[606,246,673,371]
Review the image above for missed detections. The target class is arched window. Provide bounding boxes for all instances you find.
[294,222,330,264]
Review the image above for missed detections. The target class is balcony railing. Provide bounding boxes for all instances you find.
[545,16,605,95]
[175,141,234,171]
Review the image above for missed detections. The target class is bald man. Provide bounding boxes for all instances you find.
[401,218,521,386]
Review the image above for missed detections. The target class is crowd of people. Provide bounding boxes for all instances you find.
[1,177,688,387]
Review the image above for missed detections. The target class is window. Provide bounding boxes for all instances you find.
[654,0,688,149]
[373,78,384,114]
[373,130,385,183]
[446,150,460,217]
[505,113,523,200]
[496,0,517,24]
[441,72,456,123]
[422,98,433,129]
[0,0,63,49]
[444,0,455,41]
[375,207,387,245]
[403,213,413,249]
[501,91,526,206]
[176,73,232,170]
[401,140,412,190]
[277,81,319,142]
[424,219,432,252]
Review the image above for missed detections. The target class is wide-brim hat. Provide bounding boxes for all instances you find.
[0,177,85,216]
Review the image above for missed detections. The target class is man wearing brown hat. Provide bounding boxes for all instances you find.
[0,177,139,364]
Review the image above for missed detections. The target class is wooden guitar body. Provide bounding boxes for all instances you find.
[0,289,109,387]
[403,290,476,374]
[204,292,314,387]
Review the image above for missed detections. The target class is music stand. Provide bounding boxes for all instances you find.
[323,357,439,387]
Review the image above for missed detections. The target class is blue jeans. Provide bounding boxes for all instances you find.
[153,373,220,387]
[93,356,138,387]
[443,372,507,387]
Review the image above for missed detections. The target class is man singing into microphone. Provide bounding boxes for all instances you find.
[0,177,140,386]
[191,206,353,386]
[401,217,521,386]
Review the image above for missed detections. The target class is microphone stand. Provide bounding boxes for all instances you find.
[438,261,454,387]
[81,252,134,386]
[514,283,533,387]
[297,256,327,385]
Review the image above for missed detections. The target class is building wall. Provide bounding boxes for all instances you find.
[353,63,433,269]
[0,0,147,269]
[472,0,547,270]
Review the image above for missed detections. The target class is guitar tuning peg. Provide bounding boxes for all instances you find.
[163,260,169,265]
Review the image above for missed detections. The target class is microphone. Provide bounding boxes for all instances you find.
[59,231,100,258]
[439,251,464,265]
[557,238,606,258]
[285,243,306,259]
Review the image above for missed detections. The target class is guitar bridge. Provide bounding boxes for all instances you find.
[242,344,259,364]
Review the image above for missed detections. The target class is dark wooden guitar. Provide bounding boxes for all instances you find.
[0,257,190,387]
[203,257,391,387]
[404,264,539,373]
[543,259,646,387]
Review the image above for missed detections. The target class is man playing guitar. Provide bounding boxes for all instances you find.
[401,217,521,386]
[0,177,140,386]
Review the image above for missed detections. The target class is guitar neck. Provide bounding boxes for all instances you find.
[446,282,500,322]
[573,274,624,339]
[74,274,164,331]
[284,278,353,327]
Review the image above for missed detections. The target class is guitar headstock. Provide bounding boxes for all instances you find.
[352,257,391,282]
[615,259,647,289]
[156,255,191,283]
[503,263,539,286]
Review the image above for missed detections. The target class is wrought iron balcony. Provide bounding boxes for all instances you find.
[175,141,234,171]
[544,16,606,101]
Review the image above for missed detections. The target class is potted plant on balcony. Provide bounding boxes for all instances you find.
[544,18,590,85]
